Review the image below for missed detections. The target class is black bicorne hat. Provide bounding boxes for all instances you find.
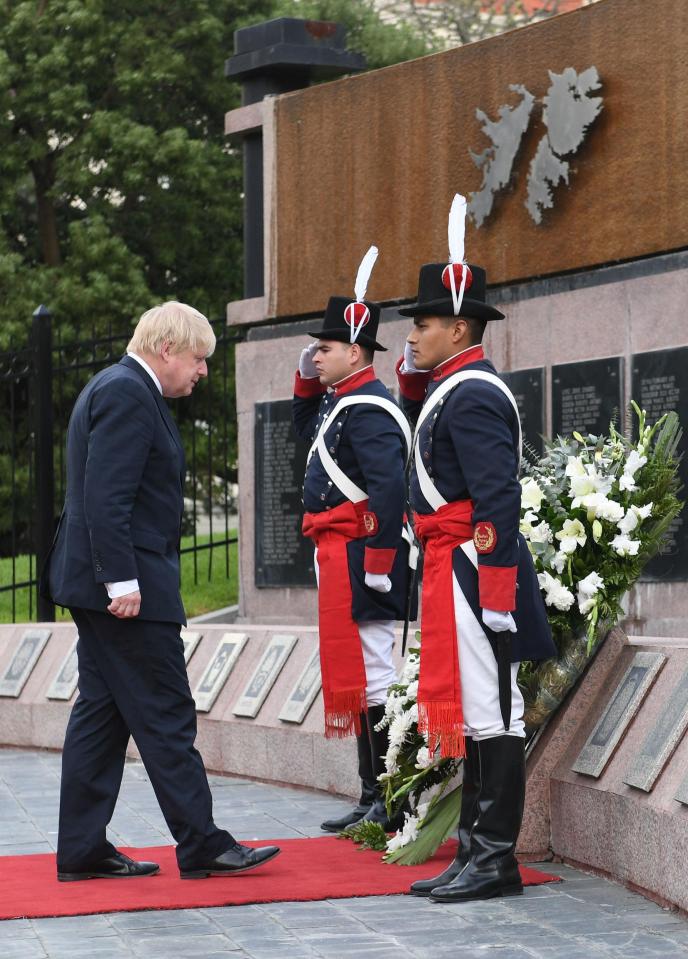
[308,246,387,352]
[398,262,505,322]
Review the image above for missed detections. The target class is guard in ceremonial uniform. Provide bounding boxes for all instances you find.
[292,247,414,834]
[398,197,555,902]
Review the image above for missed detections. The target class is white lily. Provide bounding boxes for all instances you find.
[577,571,604,615]
[555,518,587,554]
[521,478,545,512]
[610,533,641,557]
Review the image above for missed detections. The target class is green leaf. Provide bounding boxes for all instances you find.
[385,784,462,866]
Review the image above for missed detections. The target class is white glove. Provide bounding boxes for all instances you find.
[401,341,420,373]
[298,342,319,378]
[365,571,392,593]
[482,608,517,633]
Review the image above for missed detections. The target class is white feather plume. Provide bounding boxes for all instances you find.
[354,245,379,302]
[448,194,467,264]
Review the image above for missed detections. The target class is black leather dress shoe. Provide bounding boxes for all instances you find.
[57,851,160,882]
[321,801,372,833]
[180,842,281,879]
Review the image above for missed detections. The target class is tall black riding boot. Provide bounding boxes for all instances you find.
[348,704,406,832]
[321,713,377,832]
[409,736,480,896]
[430,735,526,902]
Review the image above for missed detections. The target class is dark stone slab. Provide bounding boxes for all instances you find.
[624,666,688,792]
[571,651,665,778]
[502,367,545,458]
[632,346,688,581]
[551,356,623,439]
[254,399,316,588]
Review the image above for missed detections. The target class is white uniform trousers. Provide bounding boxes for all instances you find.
[452,573,525,740]
[314,548,398,707]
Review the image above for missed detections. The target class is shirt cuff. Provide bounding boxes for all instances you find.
[294,371,326,398]
[478,565,517,612]
[396,357,431,401]
[364,546,397,575]
[105,579,140,599]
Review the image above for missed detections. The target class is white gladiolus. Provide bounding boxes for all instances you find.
[415,746,432,769]
[537,571,575,611]
[521,478,545,512]
[519,509,538,537]
[555,518,587,554]
[574,492,625,523]
[617,508,639,535]
[577,571,604,615]
[619,449,647,492]
[551,551,567,574]
[610,534,641,557]
[634,502,653,521]
[386,813,420,852]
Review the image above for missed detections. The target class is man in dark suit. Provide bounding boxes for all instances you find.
[43,301,280,881]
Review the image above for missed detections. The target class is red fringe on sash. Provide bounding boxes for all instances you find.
[324,689,368,739]
[418,702,466,760]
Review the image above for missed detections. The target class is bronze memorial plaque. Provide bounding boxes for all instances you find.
[46,637,79,701]
[624,666,688,792]
[233,633,297,719]
[0,629,51,698]
[193,633,248,713]
[279,647,322,724]
[572,651,665,778]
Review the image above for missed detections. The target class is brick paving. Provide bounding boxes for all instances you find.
[1,748,687,959]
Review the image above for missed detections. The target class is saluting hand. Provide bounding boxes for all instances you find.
[298,342,319,379]
[108,590,142,619]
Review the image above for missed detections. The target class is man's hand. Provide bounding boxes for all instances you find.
[482,608,517,633]
[107,590,142,618]
[299,342,319,378]
[365,572,392,593]
[401,342,420,373]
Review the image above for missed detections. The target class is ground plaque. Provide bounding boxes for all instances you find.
[624,666,688,792]
[0,629,51,698]
[254,399,315,588]
[234,633,297,718]
[46,638,79,701]
[194,633,248,713]
[551,356,623,439]
[279,647,322,724]
[501,367,545,457]
[632,347,688,581]
[675,773,688,807]
[572,651,665,778]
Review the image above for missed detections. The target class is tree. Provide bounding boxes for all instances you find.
[0,0,278,346]
[374,0,563,48]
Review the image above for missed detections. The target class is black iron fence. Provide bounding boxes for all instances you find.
[0,306,238,623]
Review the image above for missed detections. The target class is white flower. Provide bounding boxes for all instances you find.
[519,509,538,537]
[575,492,625,523]
[537,571,575,611]
[565,455,586,478]
[610,534,641,557]
[555,518,587,554]
[633,502,653,521]
[529,520,553,545]
[415,746,432,769]
[617,508,639,536]
[619,449,647,491]
[521,478,545,512]
[569,463,613,501]
[577,571,604,615]
[550,550,567,574]
[400,653,420,685]
[386,813,420,852]
[405,680,419,701]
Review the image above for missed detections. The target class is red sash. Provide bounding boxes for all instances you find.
[413,499,474,760]
[302,501,370,738]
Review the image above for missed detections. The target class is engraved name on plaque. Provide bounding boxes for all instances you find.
[254,400,316,588]
[632,347,688,581]
[551,357,623,440]
[572,651,665,778]
[624,666,688,792]
[501,367,545,458]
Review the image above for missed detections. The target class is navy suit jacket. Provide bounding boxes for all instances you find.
[43,355,187,625]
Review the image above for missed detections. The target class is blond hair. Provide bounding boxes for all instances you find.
[127,301,216,357]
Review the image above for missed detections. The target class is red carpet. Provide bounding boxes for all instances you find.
[0,838,559,920]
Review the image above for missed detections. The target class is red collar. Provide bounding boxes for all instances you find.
[431,346,485,381]
[334,366,376,395]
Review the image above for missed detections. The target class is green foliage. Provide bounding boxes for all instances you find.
[384,782,461,866]
[339,819,389,851]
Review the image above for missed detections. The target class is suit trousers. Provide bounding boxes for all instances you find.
[57,608,234,872]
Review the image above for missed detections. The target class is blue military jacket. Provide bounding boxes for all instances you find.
[293,366,414,623]
[398,346,555,663]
